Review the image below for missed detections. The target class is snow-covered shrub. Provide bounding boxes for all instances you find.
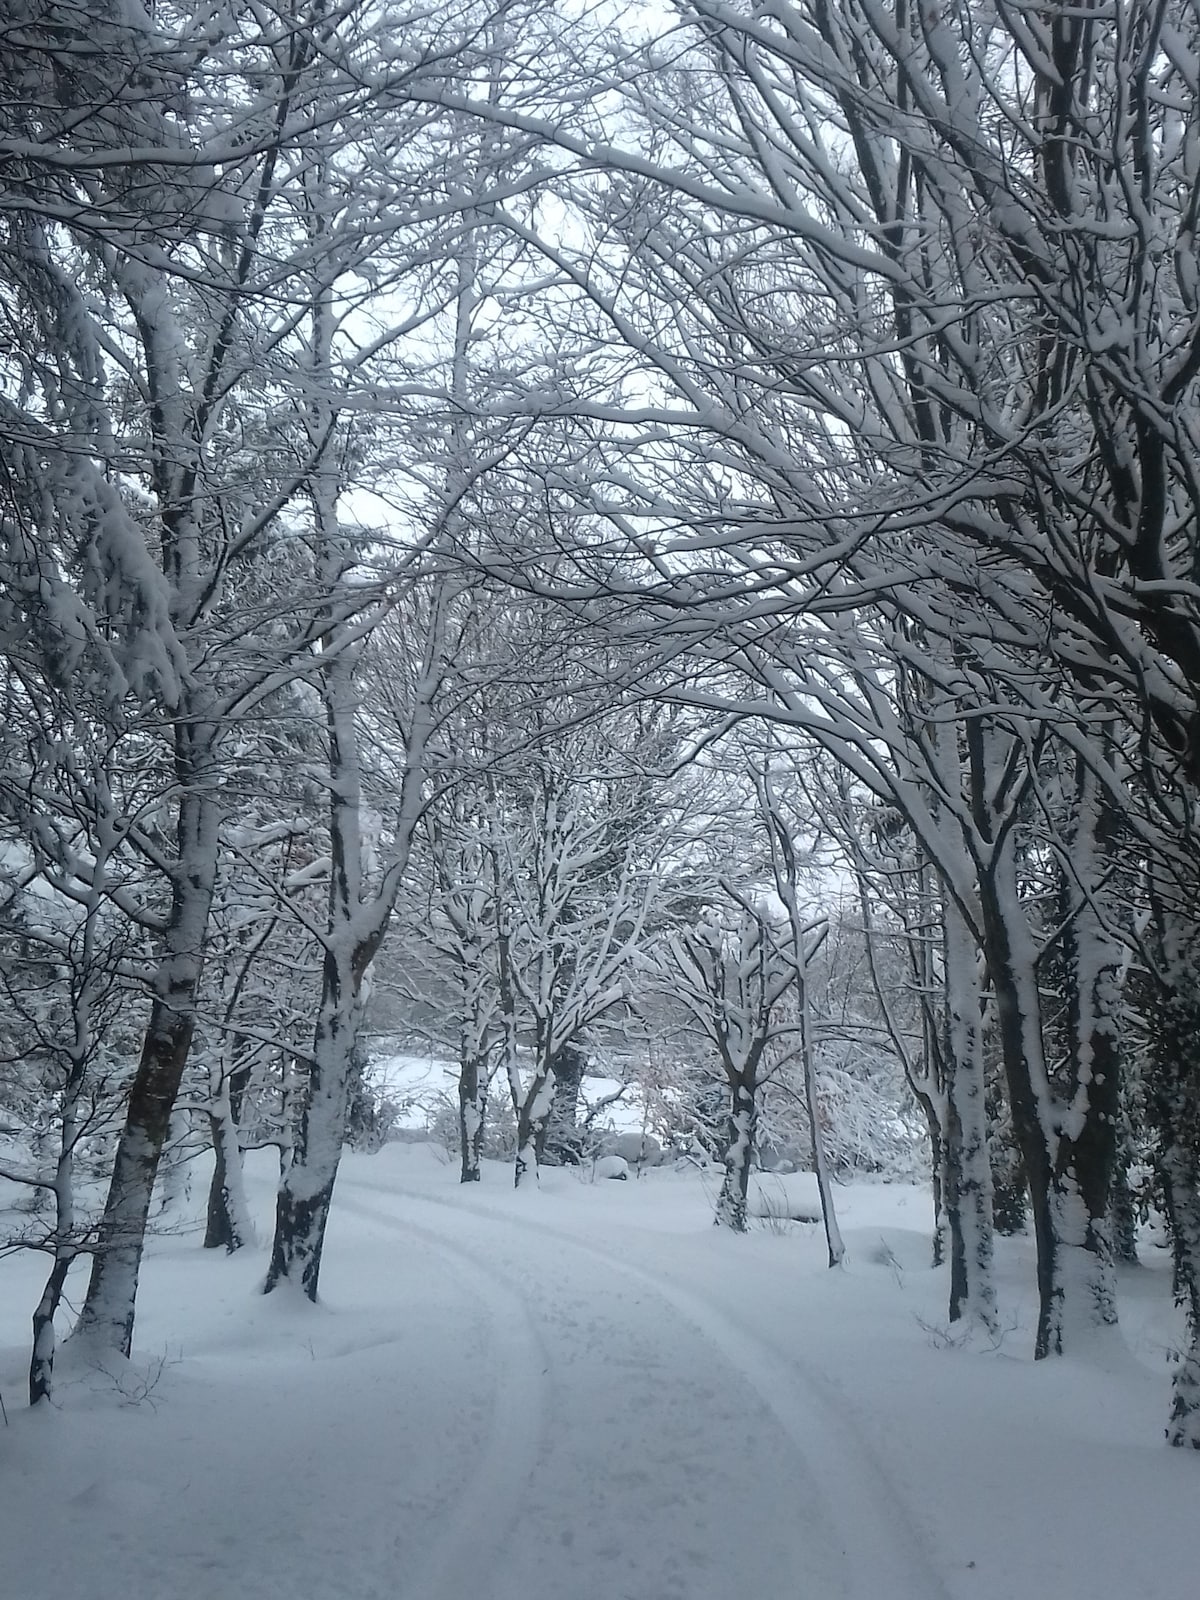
[812,1037,928,1178]
[608,1131,663,1167]
[755,1034,927,1183]
[592,1154,630,1181]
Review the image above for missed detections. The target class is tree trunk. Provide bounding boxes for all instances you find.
[941,1089,995,1329]
[941,910,996,1328]
[204,1061,253,1252]
[71,746,219,1356]
[30,1067,81,1404]
[265,947,361,1299]
[1143,916,1200,1445]
[458,1043,487,1183]
[988,1102,1029,1237]
[1108,1147,1140,1266]
[1047,815,1123,1344]
[929,1120,947,1269]
[714,1078,755,1232]
[29,990,91,1403]
[981,854,1118,1357]
[540,1039,586,1164]
[1159,1140,1200,1448]
[986,1038,1028,1236]
[796,964,844,1267]
[72,995,203,1354]
[515,1059,556,1188]
[30,1256,73,1407]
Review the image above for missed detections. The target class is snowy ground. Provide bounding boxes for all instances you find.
[2,1147,1197,1600]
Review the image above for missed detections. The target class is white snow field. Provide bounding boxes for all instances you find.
[2,1146,1197,1600]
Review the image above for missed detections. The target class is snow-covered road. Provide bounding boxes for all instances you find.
[338,1176,949,1600]
[3,1143,1197,1600]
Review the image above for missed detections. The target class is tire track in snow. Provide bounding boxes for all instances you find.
[342,1174,955,1600]
[334,1194,548,1600]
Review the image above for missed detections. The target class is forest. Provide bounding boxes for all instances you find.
[3,0,1200,1544]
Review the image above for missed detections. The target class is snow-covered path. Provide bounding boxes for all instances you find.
[3,1144,1198,1600]
[338,1178,947,1600]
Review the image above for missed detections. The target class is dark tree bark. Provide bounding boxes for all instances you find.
[73,771,220,1355]
[1108,1108,1141,1267]
[987,1069,1029,1239]
[539,1040,587,1165]
[458,1042,488,1182]
[928,1122,946,1270]
[74,998,203,1352]
[1142,919,1200,1445]
[933,897,996,1327]
[30,1256,73,1407]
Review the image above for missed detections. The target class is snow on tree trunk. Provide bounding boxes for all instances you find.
[204,1066,254,1252]
[715,1081,755,1232]
[1032,1121,1119,1355]
[980,829,1118,1358]
[265,954,361,1299]
[988,973,1113,1361]
[459,1086,486,1182]
[1046,780,1122,1347]
[515,1062,556,1188]
[30,1105,83,1405]
[1037,1173,1117,1356]
[262,608,367,1299]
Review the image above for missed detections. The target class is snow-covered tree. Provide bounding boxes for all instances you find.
[654,884,802,1232]
[0,0,552,1349]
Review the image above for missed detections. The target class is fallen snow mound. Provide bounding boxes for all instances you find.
[747,1170,823,1221]
[606,1131,663,1166]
